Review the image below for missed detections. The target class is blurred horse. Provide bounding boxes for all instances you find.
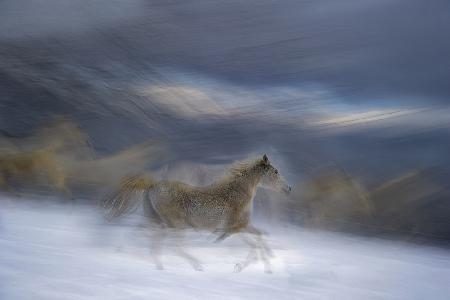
[0,148,71,197]
[0,118,92,198]
[293,169,372,227]
[102,154,291,272]
[66,141,168,193]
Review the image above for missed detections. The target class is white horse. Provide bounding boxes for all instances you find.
[103,154,291,272]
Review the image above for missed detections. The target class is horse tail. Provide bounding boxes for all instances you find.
[102,173,156,219]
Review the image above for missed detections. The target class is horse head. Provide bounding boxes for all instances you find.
[257,154,291,195]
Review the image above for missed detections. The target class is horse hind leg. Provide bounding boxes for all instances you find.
[149,226,167,270]
[144,192,169,270]
[173,230,203,271]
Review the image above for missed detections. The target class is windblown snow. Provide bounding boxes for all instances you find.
[1,198,450,300]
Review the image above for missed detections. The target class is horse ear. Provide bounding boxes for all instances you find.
[262,154,268,164]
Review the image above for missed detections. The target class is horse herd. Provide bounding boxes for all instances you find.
[0,118,291,273]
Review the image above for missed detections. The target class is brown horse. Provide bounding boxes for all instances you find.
[102,154,291,272]
[0,118,92,198]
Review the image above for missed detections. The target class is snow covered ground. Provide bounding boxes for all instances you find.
[1,198,450,300]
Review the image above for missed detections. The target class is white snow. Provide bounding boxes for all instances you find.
[1,198,450,300]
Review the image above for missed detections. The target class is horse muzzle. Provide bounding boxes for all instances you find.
[282,185,292,195]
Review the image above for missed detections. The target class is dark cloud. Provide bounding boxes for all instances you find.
[140,0,450,103]
[2,0,449,104]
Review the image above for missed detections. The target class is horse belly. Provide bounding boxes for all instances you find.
[149,184,227,230]
[187,200,227,230]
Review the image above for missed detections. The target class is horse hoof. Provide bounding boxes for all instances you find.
[234,263,243,273]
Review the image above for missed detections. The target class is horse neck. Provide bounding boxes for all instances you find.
[227,169,262,203]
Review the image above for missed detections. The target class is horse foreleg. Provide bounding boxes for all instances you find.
[234,234,259,273]
[215,222,247,242]
[246,225,274,258]
[242,226,274,273]
[215,229,235,242]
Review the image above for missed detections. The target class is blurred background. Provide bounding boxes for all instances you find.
[1,1,450,298]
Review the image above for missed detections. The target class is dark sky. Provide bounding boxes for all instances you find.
[136,0,450,104]
[1,0,449,105]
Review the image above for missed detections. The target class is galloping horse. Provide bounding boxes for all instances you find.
[0,118,92,198]
[102,154,291,272]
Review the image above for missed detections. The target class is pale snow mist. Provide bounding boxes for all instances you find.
[1,197,450,300]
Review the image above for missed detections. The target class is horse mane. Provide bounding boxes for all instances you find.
[228,158,260,177]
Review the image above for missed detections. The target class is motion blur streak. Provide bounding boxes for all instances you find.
[1,0,450,299]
